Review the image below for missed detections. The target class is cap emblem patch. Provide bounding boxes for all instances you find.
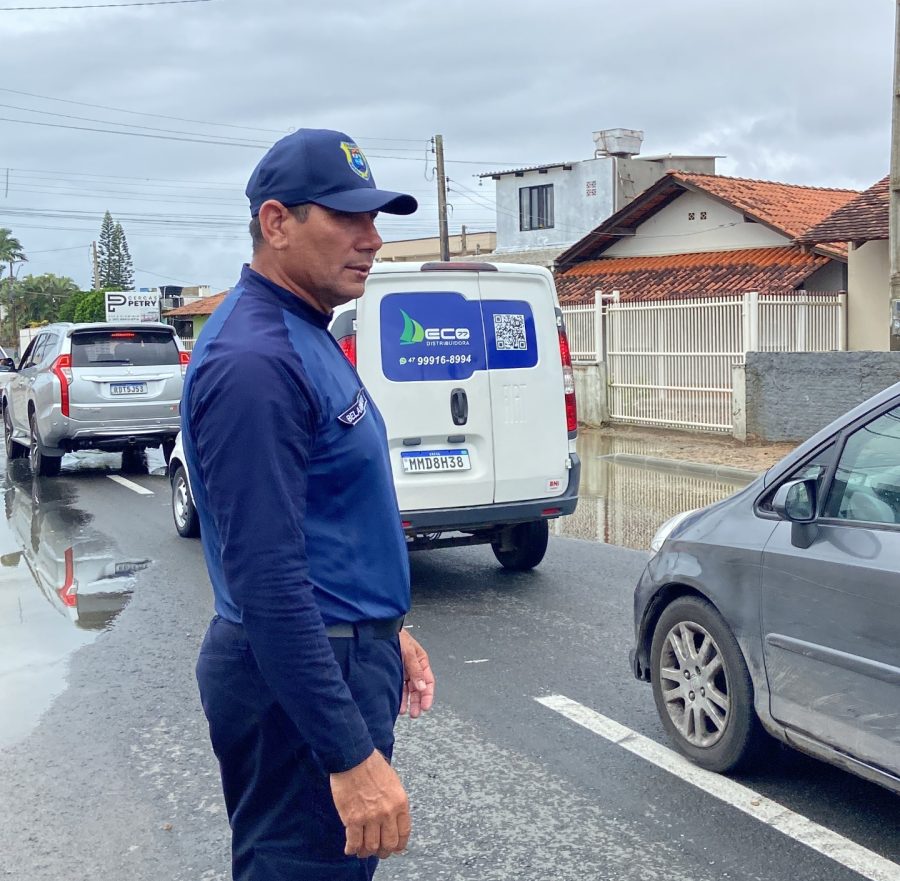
[340,142,370,180]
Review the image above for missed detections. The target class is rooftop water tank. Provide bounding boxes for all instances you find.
[593,128,644,158]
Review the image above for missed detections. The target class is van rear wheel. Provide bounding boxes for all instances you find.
[492,520,549,571]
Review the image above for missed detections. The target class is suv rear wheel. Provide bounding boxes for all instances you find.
[4,404,25,460]
[491,520,549,571]
[29,412,62,477]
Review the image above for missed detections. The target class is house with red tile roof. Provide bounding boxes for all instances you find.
[797,176,889,350]
[554,171,857,306]
[163,291,229,346]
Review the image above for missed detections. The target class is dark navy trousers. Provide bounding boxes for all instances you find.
[196,616,404,881]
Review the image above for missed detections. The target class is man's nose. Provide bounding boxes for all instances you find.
[361,216,383,252]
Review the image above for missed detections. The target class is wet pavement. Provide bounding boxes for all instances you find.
[553,429,758,551]
[0,451,157,749]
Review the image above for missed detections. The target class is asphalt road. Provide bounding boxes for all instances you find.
[0,451,898,881]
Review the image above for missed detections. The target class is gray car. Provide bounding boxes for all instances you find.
[632,382,900,794]
[1,323,187,477]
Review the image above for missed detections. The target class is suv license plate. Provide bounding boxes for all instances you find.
[401,449,471,473]
[110,383,148,396]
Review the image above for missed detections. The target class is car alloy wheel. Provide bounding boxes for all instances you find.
[657,620,729,748]
[649,596,771,772]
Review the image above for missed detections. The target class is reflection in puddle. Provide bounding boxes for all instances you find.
[553,431,755,551]
[0,461,150,748]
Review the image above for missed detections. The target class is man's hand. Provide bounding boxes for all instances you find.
[330,750,411,860]
[399,630,435,718]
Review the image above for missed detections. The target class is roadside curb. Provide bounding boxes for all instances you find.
[599,453,762,483]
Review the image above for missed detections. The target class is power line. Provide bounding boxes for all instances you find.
[0,100,269,146]
[0,88,428,143]
[0,0,217,9]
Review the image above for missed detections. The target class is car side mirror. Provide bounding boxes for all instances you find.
[772,479,819,549]
[0,358,16,372]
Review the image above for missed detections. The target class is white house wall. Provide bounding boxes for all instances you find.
[848,239,889,351]
[604,191,789,258]
[493,157,615,252]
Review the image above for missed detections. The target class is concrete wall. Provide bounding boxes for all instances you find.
[605,190,788,258]
[802,259,847,293]
[494,158,616,252]
[573,362,608,427]
[733,352,900,442]
[848,239,890,351]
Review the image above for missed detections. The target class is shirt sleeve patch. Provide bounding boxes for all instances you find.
[338,388,369,426]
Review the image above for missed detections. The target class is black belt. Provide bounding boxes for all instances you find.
[325,616,405,639]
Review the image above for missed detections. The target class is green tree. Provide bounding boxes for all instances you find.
[0,228,27,347]
[57,288,92,323]
[14,273,80,325]
[112,222,134,289]
[97,211,134,289]
[73,290,105,323]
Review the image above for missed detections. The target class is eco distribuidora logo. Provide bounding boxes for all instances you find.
[399,310,425,345]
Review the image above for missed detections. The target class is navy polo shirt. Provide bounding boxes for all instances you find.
[182,265,410,772]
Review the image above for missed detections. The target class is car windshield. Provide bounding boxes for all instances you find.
[71,330,180,368]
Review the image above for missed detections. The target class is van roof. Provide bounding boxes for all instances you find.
[371,261,554,281]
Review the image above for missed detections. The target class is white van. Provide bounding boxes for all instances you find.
[170,261,580,570]
[331,261,580,570]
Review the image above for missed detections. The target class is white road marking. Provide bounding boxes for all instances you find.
[536,694,900,881]
[464,659,490,664]
[107,475,154,496]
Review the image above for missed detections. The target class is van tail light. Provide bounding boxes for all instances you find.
[338,334,357,367]
[180,351,191,378]
[558,327,578,433]
[51,354,73,418]
[58,547,76,608]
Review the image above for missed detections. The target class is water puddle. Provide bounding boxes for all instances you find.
[0,459,150,748]
[552,431,757,551]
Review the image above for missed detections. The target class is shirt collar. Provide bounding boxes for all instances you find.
[239,264,333,329]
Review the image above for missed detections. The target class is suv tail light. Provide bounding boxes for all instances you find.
[558,326,577,433]
[337,334,357,367]
[180,350,191,378]
[51,354,73,417]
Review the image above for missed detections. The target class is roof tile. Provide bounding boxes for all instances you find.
[556,247,830,303]
[796,175,889,244]
[163,291,228,316]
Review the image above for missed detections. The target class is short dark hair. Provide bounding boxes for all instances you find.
[249,203,312,252]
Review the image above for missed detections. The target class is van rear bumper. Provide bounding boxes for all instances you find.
[401,454,580,532]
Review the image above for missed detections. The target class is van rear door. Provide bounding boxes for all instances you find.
[358,266,494,512]
[477,267,571,503]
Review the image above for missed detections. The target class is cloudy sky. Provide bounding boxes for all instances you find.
[0,0,894,292]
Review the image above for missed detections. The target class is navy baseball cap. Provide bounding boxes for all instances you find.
[246,128,418,217]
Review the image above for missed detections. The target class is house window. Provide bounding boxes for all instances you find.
[519,184,554,231]
[688,212,695,220]
[700,211,707,220]
[586,180,597,197]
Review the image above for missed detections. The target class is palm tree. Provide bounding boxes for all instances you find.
[0,229,27,345]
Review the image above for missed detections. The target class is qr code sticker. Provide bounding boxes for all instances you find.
[494,314,527,351]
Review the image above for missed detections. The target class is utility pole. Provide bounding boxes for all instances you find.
[8,262,16,352]
[891,0,900,349]
[92,241,100,291]
[460,224,467,256]
[434,135,450,261]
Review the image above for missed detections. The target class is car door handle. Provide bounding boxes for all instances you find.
[450,388,468,426]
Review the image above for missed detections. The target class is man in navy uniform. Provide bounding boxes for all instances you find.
[183,128,435,880]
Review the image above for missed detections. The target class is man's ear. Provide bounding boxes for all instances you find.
[257,201,292,250]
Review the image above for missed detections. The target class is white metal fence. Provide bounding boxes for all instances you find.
[561,290,847,432]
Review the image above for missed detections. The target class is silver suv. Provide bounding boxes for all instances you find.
[1,322,188,476]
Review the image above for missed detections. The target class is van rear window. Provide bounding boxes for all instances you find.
[71,330,180,368]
